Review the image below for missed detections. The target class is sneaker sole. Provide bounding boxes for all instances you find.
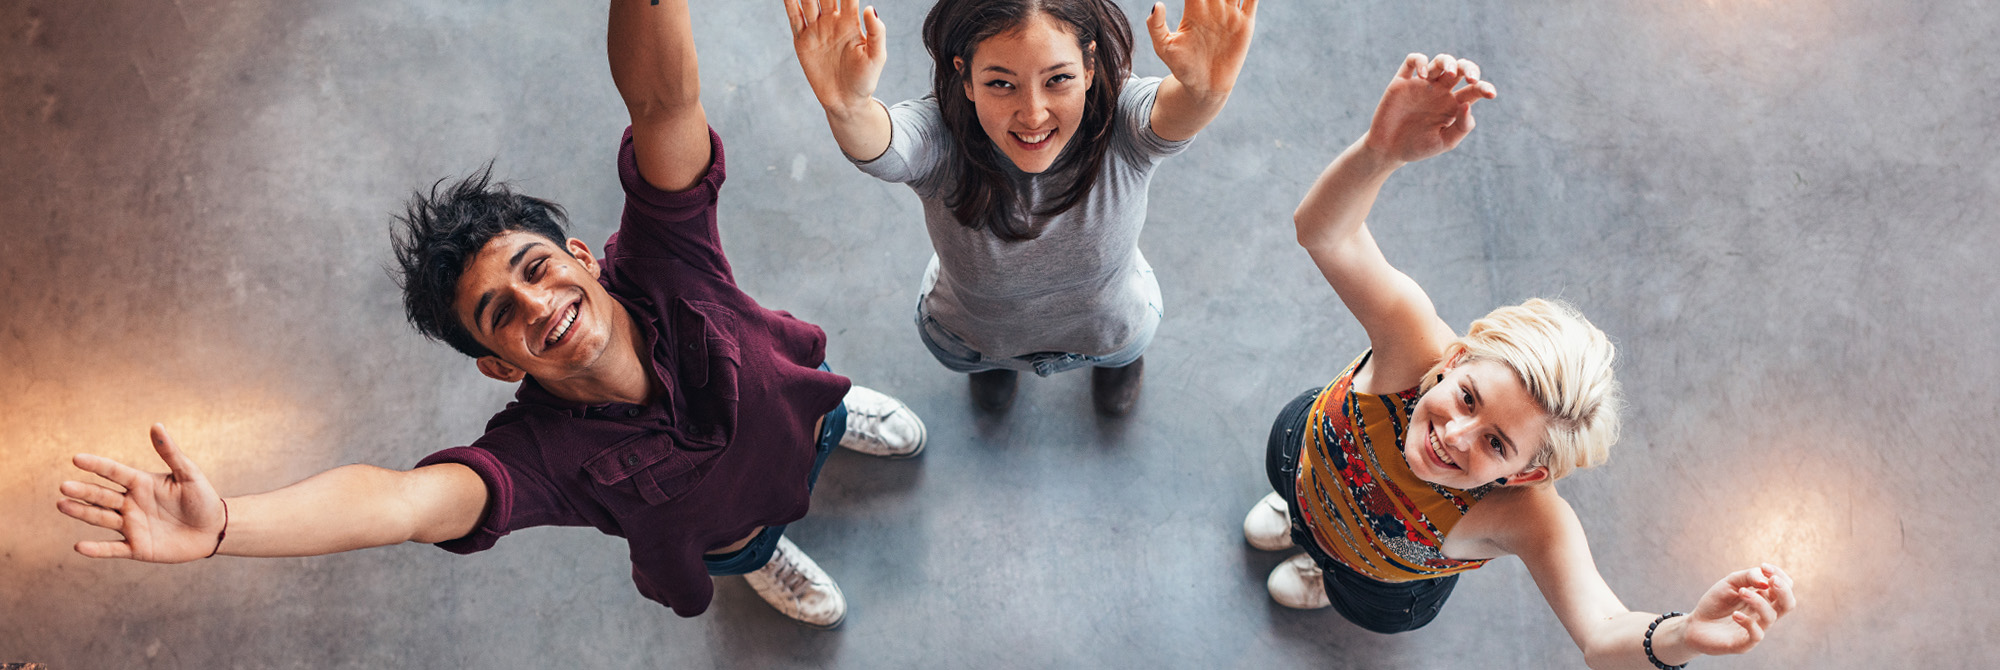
[804,614,845,630]
[843,417,927,460]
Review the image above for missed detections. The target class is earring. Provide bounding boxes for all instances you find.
[1435,374,1444,383]
[1493,477,1509,486]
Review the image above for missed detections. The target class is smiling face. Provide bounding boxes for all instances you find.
[453,231,618,385]
[959,11,1094,174]
[1404,359,1553,489]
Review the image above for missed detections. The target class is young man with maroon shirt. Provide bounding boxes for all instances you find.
[54,0,920,629]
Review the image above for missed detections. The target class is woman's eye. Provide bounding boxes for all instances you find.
[1046,73,1075,86]
[1488,436,1504,454]
[985,79,1014,90]
[1460,388,1473,406]
[531,259,546,280]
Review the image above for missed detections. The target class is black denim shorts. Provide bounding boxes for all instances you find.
[1266,387,1460,634]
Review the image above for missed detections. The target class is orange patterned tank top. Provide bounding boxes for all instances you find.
[1294,352,1490,582]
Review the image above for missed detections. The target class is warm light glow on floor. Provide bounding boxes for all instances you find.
[1724,476,1839,589]
[5,366,325,571]
[22,374,320,478]
[1674,435,1903,612]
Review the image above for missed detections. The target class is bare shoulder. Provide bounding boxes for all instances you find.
[1447,483,1581,560]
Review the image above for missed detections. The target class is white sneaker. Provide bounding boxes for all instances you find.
[839,385,926,459]
[743,536,847,629]
[1244,492,1296,551]
[1267,552,1332,610]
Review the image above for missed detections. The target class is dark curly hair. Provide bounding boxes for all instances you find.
[922,0,1133,241]
[391,164,570,359]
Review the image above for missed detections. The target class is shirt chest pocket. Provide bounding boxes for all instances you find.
[670,298,742,449]
[581,432,722,506]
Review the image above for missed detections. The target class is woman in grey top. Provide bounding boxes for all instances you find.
[787,0,1258,414]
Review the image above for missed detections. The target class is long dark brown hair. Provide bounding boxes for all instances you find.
[921,0,1133,241]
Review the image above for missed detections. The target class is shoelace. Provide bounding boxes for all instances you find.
[843,405,898,444]
[769,552,813,593]
[848,405,897,421]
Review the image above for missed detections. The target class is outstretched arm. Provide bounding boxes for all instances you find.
[58,424,488,561]
[610,0,712,192]
[1145,0,1257,142]
[1292,54,1495,391]
[1484,489,1799,669]
[787,0,892,161]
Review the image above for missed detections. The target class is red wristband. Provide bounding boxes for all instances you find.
[205,499,229,559]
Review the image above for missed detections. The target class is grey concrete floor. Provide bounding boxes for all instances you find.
[3,0,1995,667]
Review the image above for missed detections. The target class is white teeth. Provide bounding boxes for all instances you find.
[548,305,577,346]
[1429,431,1455,468]
[1016,130,1052,144]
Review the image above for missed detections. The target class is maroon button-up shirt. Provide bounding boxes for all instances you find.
[416,127,851,617]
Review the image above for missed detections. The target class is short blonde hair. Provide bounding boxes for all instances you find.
[1423,298,1621,482]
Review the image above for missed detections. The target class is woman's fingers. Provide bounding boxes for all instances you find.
[1441,102,1475,146]
[1731,610,1767,645]
[1432,54,1464,81]
[1738,586,1780,627]
[785,0,805,36]
[1722,565,1771,589]
[864,6,885,57]
[1458,58,1481,83]
[1181,0,1207,24]
[1453,79,1497,104]
[1147,3,1172,46]
[56,498,124,531]
[75,540,134,560]
[1428,54,1461,86]
[1398,53,1427,80]
[1762,564,1800,615]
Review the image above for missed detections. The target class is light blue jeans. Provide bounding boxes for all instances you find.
[913,254,1160,377]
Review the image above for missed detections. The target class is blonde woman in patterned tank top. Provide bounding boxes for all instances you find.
[1237,53,1800,668]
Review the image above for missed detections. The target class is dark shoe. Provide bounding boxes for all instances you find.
[1091,356,1144,416]
[968,369,1018,413]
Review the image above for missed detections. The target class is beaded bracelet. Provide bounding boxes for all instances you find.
[204,499,230,559]
[1644,611,1688,670]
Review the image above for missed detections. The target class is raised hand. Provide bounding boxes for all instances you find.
[58,424,227,563]
[1362,53,1499,165]
[1145,0,1258,99]
[786,0,886,117]
[1683,564,1799,656]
